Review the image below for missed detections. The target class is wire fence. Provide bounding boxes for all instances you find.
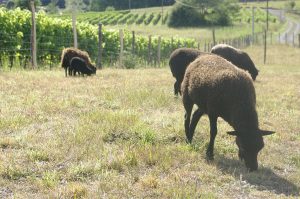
[0,28,299,70]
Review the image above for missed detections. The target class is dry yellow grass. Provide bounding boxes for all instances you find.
[0,45,299,198]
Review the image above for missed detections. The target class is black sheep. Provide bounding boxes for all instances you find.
[169,48,208,96]
[211,44,259,80]
[70,57,95,76]
[181,54,274,171]
[60,47,97,77]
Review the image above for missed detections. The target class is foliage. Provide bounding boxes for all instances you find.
[88,0,175,11]
[168,0,240,27]
[168,3,206,27]
[285,0,296,10]
[0,7,197,68]
[8,0,40,10]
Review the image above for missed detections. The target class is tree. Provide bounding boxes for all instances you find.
[14,0,40,10]
[168,0,239,27]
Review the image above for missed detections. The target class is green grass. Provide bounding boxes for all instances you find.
[50,5,283,41]
[0,45,299,198]
[241,0,300,10]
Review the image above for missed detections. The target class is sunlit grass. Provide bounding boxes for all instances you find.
[0,45,299,198]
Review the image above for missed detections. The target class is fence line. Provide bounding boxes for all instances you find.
[0,29,299,69]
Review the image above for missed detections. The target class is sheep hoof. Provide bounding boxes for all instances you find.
[185,138,192,144]
[206,152,214,161]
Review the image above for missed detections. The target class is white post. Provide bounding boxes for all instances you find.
[30,0,37,69]
[72,2,78,48]
[119,29,124,67]
[157,36,161,67]
[252,6,255,44]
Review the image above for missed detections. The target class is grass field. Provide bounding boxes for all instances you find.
[241,0,300,10]
[0,45,299,198]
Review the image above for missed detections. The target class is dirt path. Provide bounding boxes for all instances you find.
[269,9,300,45]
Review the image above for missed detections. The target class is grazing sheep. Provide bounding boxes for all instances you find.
[169,45,258,96]
[60,47,97,77]
[169,48,208,96]
[211,44,259,80]
[181,54,274,171]
[70,57,95,76]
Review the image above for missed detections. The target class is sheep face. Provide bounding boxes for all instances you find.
[89,63,97,74]
[235,133,264,171]
[228,130,275,171]
[251,69,259,80]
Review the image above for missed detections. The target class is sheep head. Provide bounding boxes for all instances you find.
[227,130,275,172]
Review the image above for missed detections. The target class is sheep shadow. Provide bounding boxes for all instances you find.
[215,155,300,197]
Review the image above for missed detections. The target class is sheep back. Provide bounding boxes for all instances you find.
[169,48,207,95]
[182,54,257,128]
[211,44,258,80]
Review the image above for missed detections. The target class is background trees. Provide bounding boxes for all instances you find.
[168,0,240,27]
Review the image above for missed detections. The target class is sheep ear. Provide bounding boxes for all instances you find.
[227,131,239,136]
[260,130,275,136]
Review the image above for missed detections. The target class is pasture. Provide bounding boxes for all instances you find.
[0,44,299,198]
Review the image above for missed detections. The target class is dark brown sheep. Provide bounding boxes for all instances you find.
[70,57,96,76]
[60,47,97,77]
[211,44,259,80]
[169,46,258,96]
[169,48,208,96]
[181,54,274,171]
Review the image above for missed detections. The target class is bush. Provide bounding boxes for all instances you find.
[122,53,140,69]
[105,6,115,12]
[168,4,206,27]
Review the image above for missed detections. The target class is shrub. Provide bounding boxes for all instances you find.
[168,4,206,27]
[105,6,115,11]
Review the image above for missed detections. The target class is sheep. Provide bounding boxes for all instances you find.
[70,57,96,76]
[169,48,208,96]
[169,46,258,96]
[181,54,274,171]
[60,47,97,77]
[211,44,259,80]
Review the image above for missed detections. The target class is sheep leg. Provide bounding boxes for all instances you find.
[189,108,204,142]
[68,67,72,76]
[184,104,193,143]
[65,67,68,77]
[174,81,179,96]
[206,115,218,160]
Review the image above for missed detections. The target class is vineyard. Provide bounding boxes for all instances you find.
[54,7,276,27]
[0,6,281,69]
[0,8,197,69]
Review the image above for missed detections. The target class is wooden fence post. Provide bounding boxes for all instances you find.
[285,33,288,45]
[264,30,267,64]
[148,35,152,65]
[157,36,161,67]
[72,2,78,48]
[212,28,216,46]
[30,0,37,69]
[97,23,102,69]
[292,32,295,47]
[119,29,124,67]
[252,6,255,45]
[132,31,135,54]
